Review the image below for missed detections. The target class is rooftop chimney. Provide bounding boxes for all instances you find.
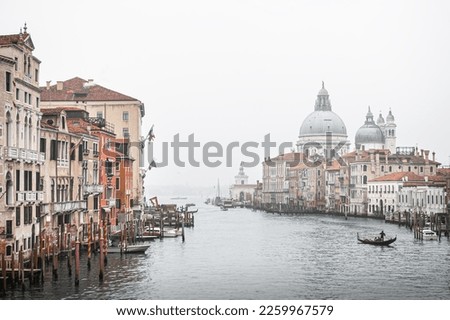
[432,151,435,162]
[46,80,51,90]
[56,81,64,90]
[424,150,430,164]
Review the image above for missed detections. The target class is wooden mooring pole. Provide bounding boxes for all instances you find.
[75,235,80,286]
[1,253,6,294]
[11,252,15,288]
[19,249,25,291]
[99,225,104,282]
[87,219,92,270]
[67,234,72,276]
[52,244,58,279]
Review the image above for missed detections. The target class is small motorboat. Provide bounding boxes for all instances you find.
[421,229,437,240]
[357,232,396,246]
[107,243,151,254]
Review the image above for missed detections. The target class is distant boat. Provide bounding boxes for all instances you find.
[170,197,187,200]
[357,232,396,246]
[220,206,228,211]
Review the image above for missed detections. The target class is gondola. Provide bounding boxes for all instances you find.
[357,233,397,246]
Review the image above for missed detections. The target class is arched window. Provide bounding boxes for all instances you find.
[61,116,66,130]
[6,171,13,206]
[363,165,367,172]
[16,113,20,148]
[363,175,367,184]
[6,111,12,147]
[24,116,28,149]
[28,117,32,149]
[51,179,55,203]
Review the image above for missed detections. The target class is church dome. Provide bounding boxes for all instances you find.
[355,107,385,149]
[386,109,395,123]
[299,111,347,136]
[377,113,385,125]
[298,82,347,137]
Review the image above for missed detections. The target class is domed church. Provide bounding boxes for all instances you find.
[355,107,396,153]
[297,82,350,156]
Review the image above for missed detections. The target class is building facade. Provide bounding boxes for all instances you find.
[40,77,146,213]
[0,27,44,258]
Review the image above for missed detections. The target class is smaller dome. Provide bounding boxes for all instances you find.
[318,87,329,96]
[386,109,395,123]
[355,126,385,148]
[317,81,329,96]
[377,113,385,125]
[355,107,385,149]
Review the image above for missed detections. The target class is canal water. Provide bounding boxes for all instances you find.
[3,198,450,300]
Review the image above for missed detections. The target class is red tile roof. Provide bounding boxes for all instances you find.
[67,118,101,135]
[40,77,138,102]
[370,172,423,182]
[369,171,444,184]
[41,107,85,114]
[0,33,28,46]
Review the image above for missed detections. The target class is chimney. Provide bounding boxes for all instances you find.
[46,80,51,90]
[432,151,435,162]
[424,150,429,160]
[420,149,424,158]
[56,81,64,90]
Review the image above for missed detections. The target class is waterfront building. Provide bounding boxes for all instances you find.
[324,160,342,212]
[397,177,446,217]
[297,82,350,157]
[40,77,146,215]
[39,108,97,247]
[0,26,44,258]
[348,147,440,215]
[229,164,257,204]
[262,153,300,209]
[367,171,445,217]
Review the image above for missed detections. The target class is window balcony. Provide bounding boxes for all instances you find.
[4,146,46,164]
[16,191,25,204]
[83,184,104,194]
[41,200,87,215]
[57,158,69,167]
[25,191,37,202]
[108,198,116,208]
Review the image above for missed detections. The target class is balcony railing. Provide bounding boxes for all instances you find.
[25,191,36,202]
[83,184,104,194]
[4,146,45,163]
[41,200,87,215]
[57,158,69,167]
[16,191,25,203]
[16,191,44,204]
[108,198,116,208]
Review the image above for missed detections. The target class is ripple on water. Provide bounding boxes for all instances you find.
[6,204,450,300]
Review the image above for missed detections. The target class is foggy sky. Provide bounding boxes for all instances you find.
[3,0,450,196]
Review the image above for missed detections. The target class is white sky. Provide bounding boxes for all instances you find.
[2,0,450,195]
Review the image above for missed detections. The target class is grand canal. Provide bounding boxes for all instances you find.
[3,198,450,300]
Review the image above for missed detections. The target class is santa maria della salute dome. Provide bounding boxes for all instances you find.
[297,82,350,155]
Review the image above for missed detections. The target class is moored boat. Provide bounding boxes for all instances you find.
[421,229,437,240]
[107,243,151,254]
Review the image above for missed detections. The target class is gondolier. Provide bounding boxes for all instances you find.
[380,230,386,241]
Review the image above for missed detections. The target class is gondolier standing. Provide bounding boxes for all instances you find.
[380,230,386,241]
